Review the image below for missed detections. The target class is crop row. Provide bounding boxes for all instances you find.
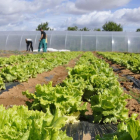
[0,52,82,90]
[0,53,53,67]
[97,52,140,73]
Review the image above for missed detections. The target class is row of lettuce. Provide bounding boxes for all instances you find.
[0,53,50,67]
[0,52,139,139]
[97,52,140,73]
[0,52,81,90]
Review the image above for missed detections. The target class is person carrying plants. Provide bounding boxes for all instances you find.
[38,28,47,52]
[25,38,33,52]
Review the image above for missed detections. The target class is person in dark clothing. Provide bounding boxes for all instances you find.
[38,28,47,52]
[25,39,33,52]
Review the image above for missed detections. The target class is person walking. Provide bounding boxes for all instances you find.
[25,39,33,52]
[38,28,47,52]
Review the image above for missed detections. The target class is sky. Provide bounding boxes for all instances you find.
[0,0,140,31]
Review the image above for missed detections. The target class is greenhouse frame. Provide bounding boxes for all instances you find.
[0,31,140,52]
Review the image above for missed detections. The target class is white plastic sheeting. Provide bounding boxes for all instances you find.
[33,48,70,52]
[0,31,140,53]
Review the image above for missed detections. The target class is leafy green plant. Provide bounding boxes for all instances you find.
[23,82,87,120]
[97,52,140,73]
[0,105,72,140]
[0,76,5,90]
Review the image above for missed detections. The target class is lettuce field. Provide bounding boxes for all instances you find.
[0,51,140,140]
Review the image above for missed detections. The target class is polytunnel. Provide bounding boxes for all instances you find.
[0,31,140,53]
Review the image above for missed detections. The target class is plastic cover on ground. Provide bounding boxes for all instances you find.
[62,121,117,140]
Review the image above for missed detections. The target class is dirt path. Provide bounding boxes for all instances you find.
[93,52,140,120]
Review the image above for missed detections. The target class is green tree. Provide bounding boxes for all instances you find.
[67,26,78,31]
[36,22,53,31]
[79,27,90,31]
[102,21,123,31]
[136,28,140,32]
[94,28,101,31]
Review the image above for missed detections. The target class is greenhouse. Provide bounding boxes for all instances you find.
[0,31,140,52]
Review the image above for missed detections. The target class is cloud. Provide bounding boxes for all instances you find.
[54,1,88,15]
[0,0,64,15]
[121,7,140,23]
[0,0,65,30]
[75,0,132,11]
[49,0,132,15]
[74,11,112,27]
[60,7,140,31]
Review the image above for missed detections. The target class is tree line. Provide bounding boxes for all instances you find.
[36,21,140,32]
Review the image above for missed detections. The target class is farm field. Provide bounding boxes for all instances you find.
[0,51,140,140]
